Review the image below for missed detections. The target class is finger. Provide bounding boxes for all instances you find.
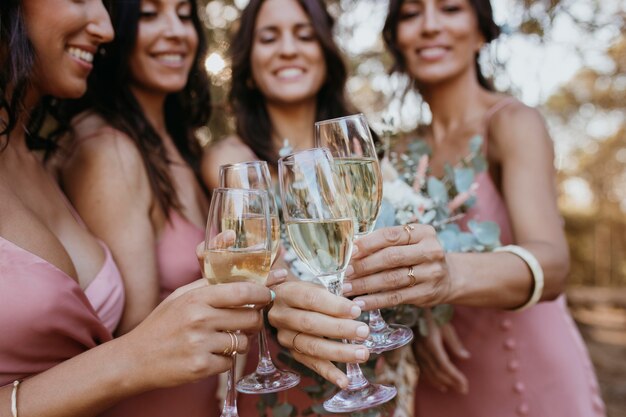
[204,282,272,308]
[207,354,234,375]
[442,324,471,360]
[210,332,251,355]
[277,330,369,364]
[348,238,444,279]
[266,268,288,287]
[416,341,456,392]
[213,309,264,333]
[291,351,349,389]
[345,262,443,297]
[269,307,369,341]
[351,224,437,260]
[274,281,362,319]
[167,279,207,301]
[428,335,468,394]
[414,343,449,392]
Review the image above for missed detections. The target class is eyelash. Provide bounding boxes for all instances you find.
[139,11,193,20]
[398,4,462,19]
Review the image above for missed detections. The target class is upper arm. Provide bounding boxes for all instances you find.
[490,104,569,286]
[62,130,160,334]
[200,136,259,190]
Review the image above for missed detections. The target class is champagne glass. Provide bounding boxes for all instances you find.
[278,148,396,413]
[316,113,414,354]
[204,188,273,417]
[219,161,300,393]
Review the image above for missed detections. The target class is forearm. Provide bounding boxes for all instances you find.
[0,337,144,417]
[446,241,569,309]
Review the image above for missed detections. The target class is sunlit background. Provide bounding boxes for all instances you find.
[198,1,626,414]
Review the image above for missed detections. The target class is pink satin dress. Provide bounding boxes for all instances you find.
[0,236,123,385]
[100,210,219,417]
[414,99,606,417]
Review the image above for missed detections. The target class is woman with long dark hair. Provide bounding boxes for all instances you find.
[0,0,271,416]
[342,0,606,415]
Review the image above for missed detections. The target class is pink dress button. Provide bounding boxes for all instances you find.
[500,319,512,330]
[514,381,525,394]
[516,403,529,415]
[504,338,516,350]
[508,360,520,372]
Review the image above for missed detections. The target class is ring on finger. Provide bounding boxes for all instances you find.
[223,331,237,356]
[407,266,417,287]
[292,332,305,355]
[403,224,415,245]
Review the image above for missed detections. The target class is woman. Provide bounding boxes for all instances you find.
[0,0,271,415]
[342,1,606,416]
[203,0,375,414]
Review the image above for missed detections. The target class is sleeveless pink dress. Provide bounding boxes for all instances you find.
[413,99,606,417]
[0,235,124,386]
[100,210,219,417]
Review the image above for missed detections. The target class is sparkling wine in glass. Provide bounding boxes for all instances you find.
[218,161,300,394]
[316,113,414,354]
[279,148,396,413]
[204,188,273,417]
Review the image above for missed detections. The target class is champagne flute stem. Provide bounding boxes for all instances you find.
[368,309,387,331]
[221,355,239,417]
[324,273,369,391]
[256,314,277,374]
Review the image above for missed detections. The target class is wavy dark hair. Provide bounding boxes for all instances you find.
[0,0,35,143]
[61,0,211,217]
[229,0,356,165]
[383,0,501,90]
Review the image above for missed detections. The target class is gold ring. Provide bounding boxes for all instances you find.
[223,331,237,356]
[403,224,415,245]
[292,332,305,355]
[407,266,417,287]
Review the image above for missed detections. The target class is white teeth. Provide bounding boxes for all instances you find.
[419,47,447,59]
[67,47,94,63]
[157,54,184,63]
[276,68,304,78]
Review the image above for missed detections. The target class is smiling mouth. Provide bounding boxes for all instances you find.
[276,68,305,79]
[67,47,94,64]
[418,46,449,59]
[154,53,186,64]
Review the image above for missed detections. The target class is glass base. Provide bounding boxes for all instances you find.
[236,368,300,394]
[364,323,414,354]
[220,405,238,417]
[323,382,397,413]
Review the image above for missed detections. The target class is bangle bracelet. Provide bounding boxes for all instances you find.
[11,380,19,417]
[494,245,544,312]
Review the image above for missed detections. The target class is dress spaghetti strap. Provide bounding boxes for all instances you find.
[481,96,518,152]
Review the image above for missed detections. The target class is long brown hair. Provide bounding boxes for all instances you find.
[60,0,211,217]
[229,0,356,165]
[383,0,501,90]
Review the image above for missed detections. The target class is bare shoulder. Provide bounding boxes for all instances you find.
[201,135,258,189]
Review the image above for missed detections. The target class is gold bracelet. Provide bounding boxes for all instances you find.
[11,380,20,417]
[494,245,544,312]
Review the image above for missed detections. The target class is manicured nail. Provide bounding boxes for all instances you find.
[355,348,368,361]
[460,349,471,359]
[336,376,349,389]
[355,299,365,308]
[269,290,276,302]
[350,305,361,318]
[342,282,352,294]
[345,265,354,277]
[356,325,369,338]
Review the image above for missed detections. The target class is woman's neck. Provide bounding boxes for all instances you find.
[266,100,317,151]
[420,68,491,144]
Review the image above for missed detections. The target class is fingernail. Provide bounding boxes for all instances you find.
[356,325,369,338]
[352,245,359,255]
[272,269,288,278]
[460,349,471,358]
[355,299,365,308]
[355,348,368,361]
[350,305,361,318]
[342,282,352,294]
[345,266,354,277]
[336,376,349,389]
[269,290,276,302]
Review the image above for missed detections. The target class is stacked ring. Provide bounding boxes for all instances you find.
[222,331,238,356]
[407,266,417,287]
[292,332,305,354]
[403,224,415,244]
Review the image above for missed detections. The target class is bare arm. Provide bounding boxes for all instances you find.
[62,129,160,334]
[200,136,259,190]
[344,104,569,310]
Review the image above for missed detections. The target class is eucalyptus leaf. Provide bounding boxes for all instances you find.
[468,220,501,246]
[427,177,449,204]
[437,229,461,252]
[469,134,483,154]
[454,168,475,193]
[444,163,455,182]
[442,223,461,233]
[375,199,396,229]
[420,209,437,225]
[458,232,478,252]
[472,154,488,172]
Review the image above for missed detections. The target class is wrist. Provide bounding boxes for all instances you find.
[444,253,464,304]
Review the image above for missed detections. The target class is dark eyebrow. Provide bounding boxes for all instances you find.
[257,21,313,33]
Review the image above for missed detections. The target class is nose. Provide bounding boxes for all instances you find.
[278,34,298,57]
[164,11,187,39]
[421,3,443,35]
[87,1,115,44]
